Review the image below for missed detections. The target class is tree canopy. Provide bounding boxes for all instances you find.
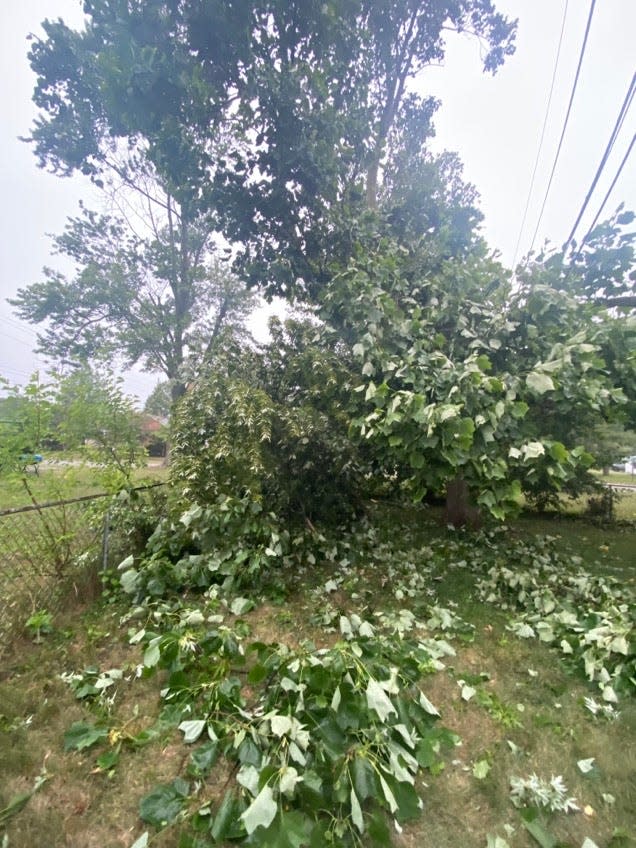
[26,0,516,297]
[11,203,257,399]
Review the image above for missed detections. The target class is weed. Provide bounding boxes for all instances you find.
[24,610,53,643]
[476,689,524,729]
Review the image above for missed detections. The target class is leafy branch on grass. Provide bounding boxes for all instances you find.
[474,534,635,700]
[52,510,634,846]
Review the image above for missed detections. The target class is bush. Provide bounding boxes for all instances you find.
[171,319,368,525]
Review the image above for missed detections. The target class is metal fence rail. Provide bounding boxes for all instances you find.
[0,485,163,647]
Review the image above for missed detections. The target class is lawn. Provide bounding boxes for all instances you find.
[0,500,634,848]
[598,471,636,486]
[0,459,168,510]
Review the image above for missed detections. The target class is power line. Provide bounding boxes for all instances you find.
[511,0,569,270]
[1,332,37,348]
[0,367,38,383]
[2,315,39,335]
[565,72,635,247]
[528,0,597,255]
[575,132,636,254]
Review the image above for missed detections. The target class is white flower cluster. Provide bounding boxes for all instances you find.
[509,773,579,812]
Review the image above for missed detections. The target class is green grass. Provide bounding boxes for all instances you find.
[0,459,167,510]
[0,504,633,848]
[598,470,636,485]
[514,512,636,581]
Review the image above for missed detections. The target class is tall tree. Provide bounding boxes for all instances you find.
[11,201,257,400]
[25,0,516,299]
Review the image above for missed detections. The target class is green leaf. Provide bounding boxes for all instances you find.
[248,663,269,684]
[64,722,108,752]
[240,785,277,835]
[460,684,476,701]
[352,755,377,801]
[519,807,557,848]
[188,741,219,777]
[472,759,491,780]
[367,808,391,845]
[280,766,303,797]
[270,714,293,737]
[511,401,529,419]
[366,678,397,722]
[350,787,364,833]
[237,736,262,767]
[0,791,34,826]
[139,781,188,827]
[418,692,440,716]
[521,441,545,460]
[526,372,555,395]
[415,739,436,769]
[143,640,161,668]
[95,749,120,771]
[379,774,398,814]
[409,451,425,469]
[548,442,568,462]
[230,597,254,615]
[179,719,206,744]
[258,810,312,848]
[282,811,313,847]
[390,776,421,823]
[120,568,139,594]
[576,757,595,774]
[211,791,237,842]
[316,717,346,759]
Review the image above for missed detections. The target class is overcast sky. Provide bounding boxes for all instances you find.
[1,0,634,405]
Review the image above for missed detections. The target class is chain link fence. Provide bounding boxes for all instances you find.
[0,485,164,648]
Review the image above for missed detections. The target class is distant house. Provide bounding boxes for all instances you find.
[140,414,168,457]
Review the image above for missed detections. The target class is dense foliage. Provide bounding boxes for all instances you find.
[321,236,628,516]
[171,319,367,521]
[25,0,516,297]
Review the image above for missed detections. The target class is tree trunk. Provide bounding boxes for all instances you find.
[444,477,481,529]
[366,156,380,210]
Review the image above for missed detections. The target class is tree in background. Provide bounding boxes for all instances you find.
[144,381,172,420]
[11,197,258,401]
[0,373,54,474]
[52,365,145,481]
[583,421,636,474]
[1,367,144,486]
